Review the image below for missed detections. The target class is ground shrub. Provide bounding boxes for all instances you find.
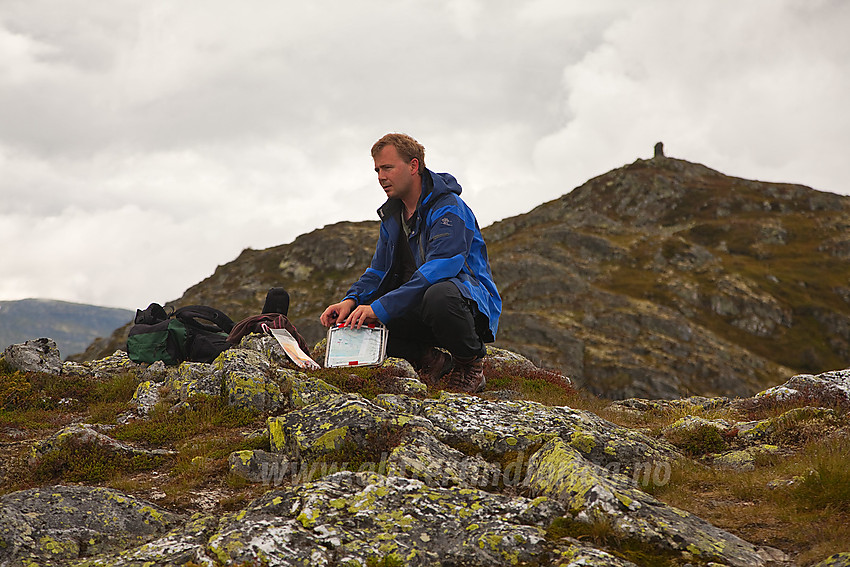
[665,423,728,457]
[32,437,163,483]
[483,361,578,406]
[113,395,261,445]
[315,365,410,399]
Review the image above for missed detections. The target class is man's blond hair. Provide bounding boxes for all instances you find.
[371,133,425,174]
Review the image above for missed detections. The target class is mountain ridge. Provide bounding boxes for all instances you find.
[75,153,850,399]
[0,299,134,359]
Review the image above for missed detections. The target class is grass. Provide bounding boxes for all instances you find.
[546,515,689,566]
[645,433,850,565]
[482,360,581,407]
[112,394,262,445]
[32,436,164,483]
[0,363,137,434]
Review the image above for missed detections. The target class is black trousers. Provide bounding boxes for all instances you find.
[385,280,488,367]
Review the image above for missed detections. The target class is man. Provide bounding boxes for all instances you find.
[320,133,501,393]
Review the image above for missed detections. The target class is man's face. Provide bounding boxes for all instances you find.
[374,145,419,202]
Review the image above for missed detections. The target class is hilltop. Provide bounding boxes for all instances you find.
[76,152,850,399]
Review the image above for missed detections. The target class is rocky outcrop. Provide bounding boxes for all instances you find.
[10,332,844,565]
[0,485,180,566]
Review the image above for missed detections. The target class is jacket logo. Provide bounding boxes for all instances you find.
[440,217,452,226]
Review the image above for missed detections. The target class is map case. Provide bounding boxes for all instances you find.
[324,323,389,367]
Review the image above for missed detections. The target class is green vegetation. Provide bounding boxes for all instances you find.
[664,423,729,457]
[32,436,163,483]
[0,361,136,432]
[482,360,580,407]
[112,394,261,445]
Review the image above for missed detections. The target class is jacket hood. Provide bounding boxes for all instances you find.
[377,168,461,220]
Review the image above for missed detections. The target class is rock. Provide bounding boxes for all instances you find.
[711,444,782,471]
[131,380,161,415]
[61,350,138,379]
[3,338,62,374]
[757,368,850,405]
[0,485,181,566]
[288,369,342,409]
[267,393,432,461]
[228,449,293,486]
[386,428,503,489]
[812,552,850,567]
[29,423,175,467]
[203,471,566,566]
[523,437,791,566]
[420,393,679,473]
[215,348,284,412]
[75,513,220,567]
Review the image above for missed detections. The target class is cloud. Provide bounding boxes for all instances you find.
[533,0,850,195]
[0,1,848,309]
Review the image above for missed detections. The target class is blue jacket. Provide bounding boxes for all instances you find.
[344,169,501,341]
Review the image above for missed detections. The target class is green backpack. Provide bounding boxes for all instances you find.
[127,304,233,365]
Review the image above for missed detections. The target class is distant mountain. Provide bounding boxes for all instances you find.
[77,152,850,399]
[0,299,133,359]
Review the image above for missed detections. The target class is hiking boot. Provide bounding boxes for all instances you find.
[416,348,453,388]
[445,356,486,393]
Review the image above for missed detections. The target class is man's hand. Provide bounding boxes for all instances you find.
[344,304,378,329]
[320,298,356,327]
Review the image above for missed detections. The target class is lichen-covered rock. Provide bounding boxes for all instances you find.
[287,369,341,409]
[0,485,181,566]
[551,543,640,566]
[380,356,418,379]
[166,360,222,400]
[29,423,174,466]
[267,393,432,461]
[811,552,850,567]
[611,395,734,414]
[202,471,566,566]
[228,449,293,485]
[421,393,678,473]
[757,368,850,404]
[236,332,302,369]
[130,380,161,415]
[4,338,63,374]
[711,444,782,471]
[61,350,138,379]
[75,512,220,567]
[387,428,503,489]
[215,348,284,412]
[373,393,424,416]
[737,406,846,445]
[523,437,790,566]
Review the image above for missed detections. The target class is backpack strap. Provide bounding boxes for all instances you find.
[173,305,235,334]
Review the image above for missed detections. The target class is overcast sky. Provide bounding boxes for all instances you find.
[1,1,848,310]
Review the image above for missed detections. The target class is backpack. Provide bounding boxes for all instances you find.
[127,303,235,365]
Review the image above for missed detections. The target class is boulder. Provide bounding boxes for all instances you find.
[3,338,62,374]
[420,392,679,473]
[523,437,791,566]
[204,471,566,566]
[0,485,180,566]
